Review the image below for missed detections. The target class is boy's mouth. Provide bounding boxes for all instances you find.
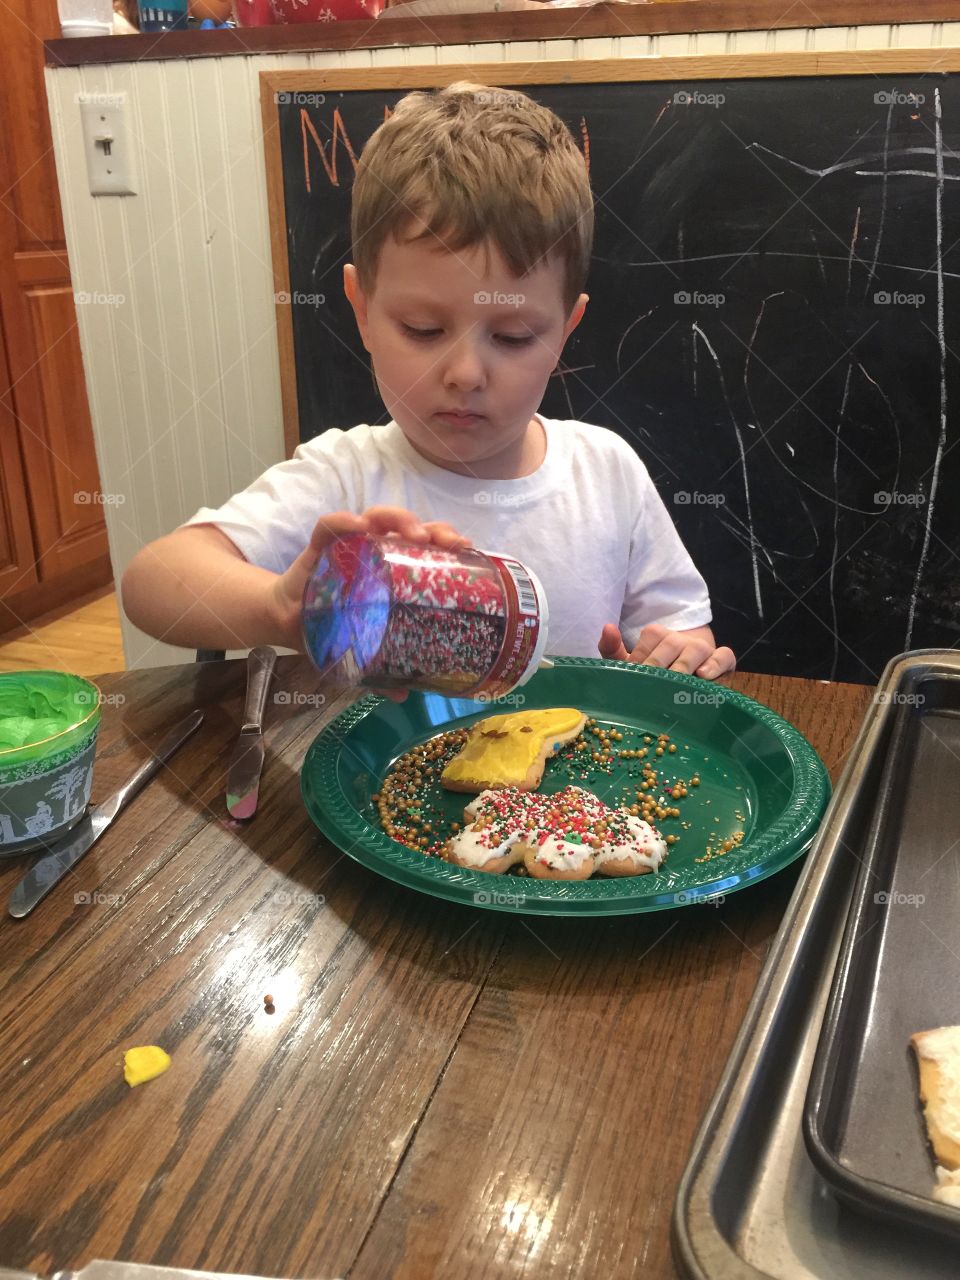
[436,409,485,424]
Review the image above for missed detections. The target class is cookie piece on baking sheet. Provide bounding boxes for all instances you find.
[441,707,586,793]
[911,1025,960,1201]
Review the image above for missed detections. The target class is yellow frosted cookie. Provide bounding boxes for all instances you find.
[441,708,587,793]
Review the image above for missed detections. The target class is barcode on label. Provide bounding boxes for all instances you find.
[503,560,538,616]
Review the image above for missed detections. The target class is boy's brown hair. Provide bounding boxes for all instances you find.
[350,81,594,319]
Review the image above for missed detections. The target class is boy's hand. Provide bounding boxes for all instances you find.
[597,622,735,681]
[266,507,472,699]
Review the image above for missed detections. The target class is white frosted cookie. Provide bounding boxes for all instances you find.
[912,1026,960,1174]
[444,785,668,881]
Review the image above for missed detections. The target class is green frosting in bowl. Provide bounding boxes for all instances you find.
[0,672,101,762]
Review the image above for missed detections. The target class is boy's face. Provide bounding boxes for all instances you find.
[343,226,587,479]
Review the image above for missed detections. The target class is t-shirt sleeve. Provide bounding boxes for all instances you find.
[178,431,355,575]
[618,454,713,648]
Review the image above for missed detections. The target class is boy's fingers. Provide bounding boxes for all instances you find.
[666,639,714,675]
[695,647,737,681]
[422,521,472,547]
[361,506,430,540]
[629,622,669,663]
[636,636,685,670]
[598,623,630,662]
[308,510,370,554]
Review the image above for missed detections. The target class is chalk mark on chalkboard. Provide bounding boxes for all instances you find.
[746,141,959,180]
[301,107,360,193]
[809,229,828,286]
[847,206,861,303]
[691,322,764,621]
[606,250,960,282]
[906,86,949,650]
[864,99,894,301]
[614,308,656,376]
[739,293,885,494]
[829,363,854,681]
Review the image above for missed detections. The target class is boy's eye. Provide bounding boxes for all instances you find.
[400,323,534,348]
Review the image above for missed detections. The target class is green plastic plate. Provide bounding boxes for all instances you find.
[300,658,831,916]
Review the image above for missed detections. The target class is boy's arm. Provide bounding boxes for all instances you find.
[598,449,735,680]
[121,507,472,653]
[121,523,290,651]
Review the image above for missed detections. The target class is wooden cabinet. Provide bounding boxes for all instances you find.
[0,0,111,634]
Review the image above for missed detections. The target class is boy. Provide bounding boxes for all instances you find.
[122,82,735,681]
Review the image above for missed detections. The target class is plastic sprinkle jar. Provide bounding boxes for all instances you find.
[301,533,549,700]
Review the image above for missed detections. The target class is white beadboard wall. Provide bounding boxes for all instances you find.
[45,20,960,669]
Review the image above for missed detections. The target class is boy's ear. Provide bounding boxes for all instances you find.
[563,293,589,342]
[343,264,372,352]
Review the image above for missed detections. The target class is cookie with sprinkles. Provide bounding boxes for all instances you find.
[444,785,669,880]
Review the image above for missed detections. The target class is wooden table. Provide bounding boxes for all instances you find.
[0,657,872,1280]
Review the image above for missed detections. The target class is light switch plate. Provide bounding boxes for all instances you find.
[78,93,137,196]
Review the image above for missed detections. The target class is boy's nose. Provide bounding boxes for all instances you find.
[441,337,486,390]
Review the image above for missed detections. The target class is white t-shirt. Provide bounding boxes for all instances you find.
[181,413,712,658]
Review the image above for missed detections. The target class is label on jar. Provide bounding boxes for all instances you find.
[475,554,546,698]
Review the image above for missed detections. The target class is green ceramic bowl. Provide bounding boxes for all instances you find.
[301,658,831,916]
[0,671,102,856]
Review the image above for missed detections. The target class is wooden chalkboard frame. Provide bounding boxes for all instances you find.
[260,48,960,458]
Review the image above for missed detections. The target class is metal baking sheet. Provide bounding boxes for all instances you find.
[803,664,960,1239]
[673,650,960,1279]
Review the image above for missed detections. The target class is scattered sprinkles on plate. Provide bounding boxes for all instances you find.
[371,715,745,866]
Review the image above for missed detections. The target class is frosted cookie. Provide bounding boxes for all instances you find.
[444,785,668,881]
[934,1166,960,1206]
[441,708,587,793]
[911,1026,960,1176]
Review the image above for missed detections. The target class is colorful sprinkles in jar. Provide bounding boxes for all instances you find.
[302,534,548,698]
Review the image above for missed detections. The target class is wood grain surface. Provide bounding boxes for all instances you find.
[0,657,873,1279]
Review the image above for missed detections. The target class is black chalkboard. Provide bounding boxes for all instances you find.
[273,73,960,684]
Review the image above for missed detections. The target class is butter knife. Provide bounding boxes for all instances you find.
[8,708,204,919]
[225,646,277,819]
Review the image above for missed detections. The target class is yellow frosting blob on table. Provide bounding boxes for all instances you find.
[442,708,585,789]
[123,1045,171,1087]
